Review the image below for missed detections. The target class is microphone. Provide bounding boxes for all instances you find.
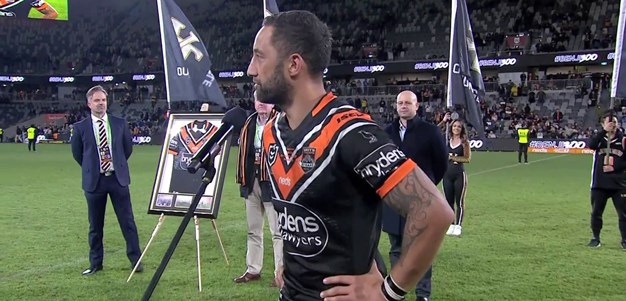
[187,106,248,174]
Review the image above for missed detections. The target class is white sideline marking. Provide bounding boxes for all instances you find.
[468,154,567,177]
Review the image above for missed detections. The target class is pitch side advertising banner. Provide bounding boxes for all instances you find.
[293,50,615,78]
[463,138,593,154]
[132,134,165,145]
[0,73,164,85]
[132,135,153,145]
[527,139,593,154]
[120,135,597,153]
[172,48,611,79]
[0,51,615,84]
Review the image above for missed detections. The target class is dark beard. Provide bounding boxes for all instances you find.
[256,63,292,108]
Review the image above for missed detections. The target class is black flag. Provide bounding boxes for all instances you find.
[263,0,279,17]
[157,0,226,107]
[447,0,486,140]
[611,0,626,100]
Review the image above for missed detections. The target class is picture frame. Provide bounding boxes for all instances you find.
[147,113,232,219]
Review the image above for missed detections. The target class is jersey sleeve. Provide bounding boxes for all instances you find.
[30,0,47,9]
[339,122,416,198]
[168,133,181,155]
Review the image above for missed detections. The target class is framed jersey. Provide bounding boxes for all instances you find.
[148,113,232,219]
[0,0,68,21]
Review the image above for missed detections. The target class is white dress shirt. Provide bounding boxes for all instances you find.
[91,114,114,173]
[399,120,407,142]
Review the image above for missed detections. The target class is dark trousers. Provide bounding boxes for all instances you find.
[590,188,626,241]
[28,139,36,151]
[388,233,431,297]
[84,173,141,268]
[374,248,387,276]
[443,171,467,225]
[518,143,528,163]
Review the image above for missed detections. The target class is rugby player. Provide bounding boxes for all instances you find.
[248,10,454,301]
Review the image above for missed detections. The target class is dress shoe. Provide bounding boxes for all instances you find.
[270,278,279,288]
[233,272,261,283]
[132,262,144,273]
[81,266,103,276]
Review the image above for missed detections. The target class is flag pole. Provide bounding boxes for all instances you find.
[610,0,626,110]
[445,0,458,145]
[446,0,457,112]
[157,0,172,112]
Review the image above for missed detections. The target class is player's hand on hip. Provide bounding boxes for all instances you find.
[603,165,614,173]
[275,265,284,289]
[320,260,385,301]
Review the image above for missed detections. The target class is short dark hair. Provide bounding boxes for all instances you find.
[86,85,108,101]
[263,10,332,76]
[601,110,617,122]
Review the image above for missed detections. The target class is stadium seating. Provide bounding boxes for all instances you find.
[1,0,618,74]
[0,0,616,142]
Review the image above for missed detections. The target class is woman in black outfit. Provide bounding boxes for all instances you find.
[443,119,471,236]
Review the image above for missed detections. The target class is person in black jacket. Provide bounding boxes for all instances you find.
[234,92,283,286]
[586,112,626,250]
[382,90,448,301]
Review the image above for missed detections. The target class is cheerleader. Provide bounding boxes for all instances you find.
[444,119,471,236]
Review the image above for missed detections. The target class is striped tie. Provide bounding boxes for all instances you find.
[97,120,112,172]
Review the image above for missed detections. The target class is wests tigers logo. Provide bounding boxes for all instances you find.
[267,143,278,166]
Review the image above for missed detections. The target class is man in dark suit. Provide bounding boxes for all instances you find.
[382,90,448,301]
[71,85,142,276]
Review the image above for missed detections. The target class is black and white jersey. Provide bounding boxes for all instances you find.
[262,92,416,301]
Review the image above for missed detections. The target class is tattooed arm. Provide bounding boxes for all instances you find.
[321,123,454,301]
[33,1,59,20]
[382,165,454,290]
[39,5,58,19]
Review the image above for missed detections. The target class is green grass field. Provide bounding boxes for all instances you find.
[0,143,624,301]
[28,0,68,21]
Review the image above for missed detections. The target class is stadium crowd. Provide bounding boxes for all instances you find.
[0,0,619,143]
[0,0,618,74]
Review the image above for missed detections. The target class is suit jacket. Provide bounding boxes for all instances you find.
[382,117,448,235]
[71,114,133,193]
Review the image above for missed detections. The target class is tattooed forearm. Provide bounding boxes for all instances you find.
[383,167,439,255]
[381,165,453,288]
[40,7,59,19]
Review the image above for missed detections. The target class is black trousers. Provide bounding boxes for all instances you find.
[28,139,36,151]
[518,143,528,163]
[590,188,626,241]
[84,173,141,268]
[443,170,467,225]
[374,248,387,276]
